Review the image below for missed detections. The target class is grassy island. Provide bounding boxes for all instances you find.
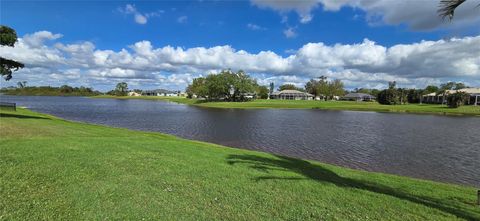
[1,108,479,220]
[93,95,480,116]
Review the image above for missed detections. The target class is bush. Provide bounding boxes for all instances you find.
[447,92,468,108]
[377,89,399,105]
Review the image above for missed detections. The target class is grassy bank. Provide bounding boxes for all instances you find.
[93,95,480,116]
[1,108,479,220]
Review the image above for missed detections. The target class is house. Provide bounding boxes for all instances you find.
[270,90,314,100]
[127,91,141,96]
[423,88,480,105]
[142,89,179,96]
[341,93,376,101]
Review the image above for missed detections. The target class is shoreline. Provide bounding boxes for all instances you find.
[1,108,479,220]
[91,95,480,116]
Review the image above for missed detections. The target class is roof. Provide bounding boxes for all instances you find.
[424,88,480,96]
[343,93,375,98]
[142,89,177,94]
[271,90,314,97]
[446,88,480,94]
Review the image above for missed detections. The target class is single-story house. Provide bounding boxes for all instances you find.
[241,92,256,100]
[341,93,376,101]
[270,90,314,100]
[127,91,141,96]
[142,89,179,96]
[422,88,480,105]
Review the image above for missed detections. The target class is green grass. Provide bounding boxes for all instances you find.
[93,95,480,116]
[1,109,479,220]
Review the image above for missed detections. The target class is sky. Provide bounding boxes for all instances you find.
[1,0,479,91]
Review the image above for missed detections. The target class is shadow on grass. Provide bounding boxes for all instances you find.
[0,112,50,119]
[227,154,478,220]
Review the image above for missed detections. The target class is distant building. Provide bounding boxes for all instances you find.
[142,89,179,96]
[423,88,480,105]
[127,91,141,96]
[341,93,376,101]
[270,90,314,100]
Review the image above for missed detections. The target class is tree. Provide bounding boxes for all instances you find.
[186,70,258,101]
[17,81,27,88]
[60,85,73,93]
[378,81,401,105]
[0,26,24,81]
[256,85,269,99]
[269,82,274,95]
[424,85,439,94]
[447,92,469,108]
[278,84,298,91]
[407,89,424,103]
[115,82,128,96]
[327,79,345,99]
[305,79,319,97]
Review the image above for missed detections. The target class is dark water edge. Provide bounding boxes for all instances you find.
[1,95,479,187]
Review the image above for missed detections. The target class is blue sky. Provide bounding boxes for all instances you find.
[1,0,479,91]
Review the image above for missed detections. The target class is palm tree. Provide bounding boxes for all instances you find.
[438,0,479,20]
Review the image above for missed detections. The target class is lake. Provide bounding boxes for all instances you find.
[1,95,479,187]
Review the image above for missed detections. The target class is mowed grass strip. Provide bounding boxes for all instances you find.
[93,95,480,116]
[1,109,479,220]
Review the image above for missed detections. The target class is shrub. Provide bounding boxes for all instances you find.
[447,92,468,108]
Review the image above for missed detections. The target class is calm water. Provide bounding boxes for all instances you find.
[1,95,479,187]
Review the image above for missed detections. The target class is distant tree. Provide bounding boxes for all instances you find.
[327,79,345,99]
[0,26,24,81]
[269,82,274,95]
[278,84,298,91]
[60,85,73,93]
[304,77,344,100]
[424,85,439,94]
[305,79,320,97]
[17,81,27,88]
[447,91,469,108]
[256,85,269,99]
[115,82,128,96]
[454,82,467,90]
[407,89,424,103]
[186,70,258,101]
[378,81,401,105]
[438,81,464,104]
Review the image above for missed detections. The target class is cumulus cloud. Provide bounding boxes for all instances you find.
[283,27,297,38]
[1,30,479,90]
[251,0,480,30]
[118,4,161,24]
[251,0,318,23]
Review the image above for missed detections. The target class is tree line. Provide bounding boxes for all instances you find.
[374,81,470,108]
[1,84,101,96]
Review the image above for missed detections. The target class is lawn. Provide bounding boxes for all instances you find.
[1,109,479,220]
[93,95,480,116]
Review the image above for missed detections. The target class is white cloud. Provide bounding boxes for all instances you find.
[1,30,479,90]
[251,0,480,30]
[247,23,266,31]
[177,16,188,23]
[251,0,318,24]
[283,27,297,38]
[119,4,151,24]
